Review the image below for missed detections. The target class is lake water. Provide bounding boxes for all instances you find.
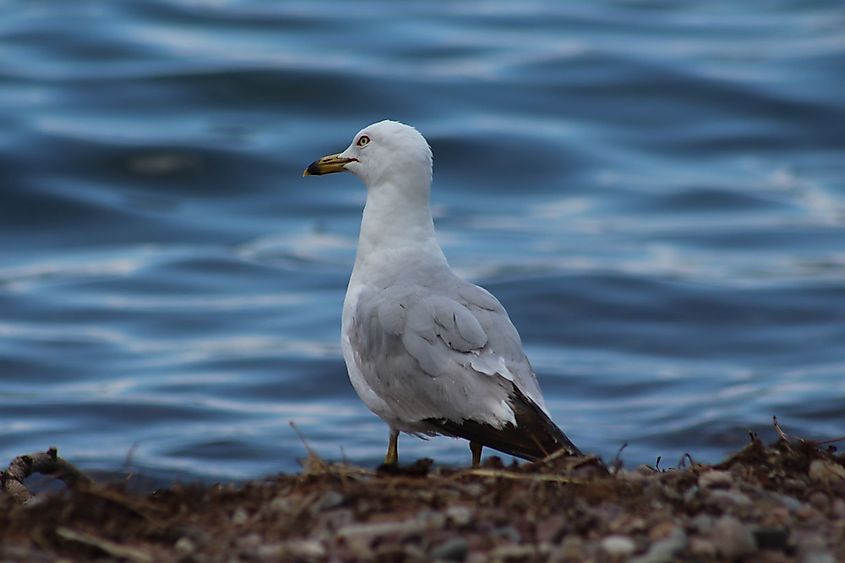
[2,0,844,481]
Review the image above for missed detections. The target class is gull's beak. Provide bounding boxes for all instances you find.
[302,153,356,177]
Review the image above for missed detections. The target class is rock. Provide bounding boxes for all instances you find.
[430,537,469,561]
[601,535,636,557]
[688,514,713,534]
[445,505,473,527]
[775,494,803,512]
[753,528,790,552]
[268,495,296,514]
[491,544,547,563]
[710,489,752,506]
[256,540,326,560]
[630,527,687,563]
[553,535,586,562]
[802,553,836,563]
[338,511,445,541]
[491,526,521,543]
[808,491,829,513]
[535,514,566,543]
[309,490,345,514]
[698,470,733,489]
[174,537,195,553]
[808,459,845,485]
[231,508,248,526]
[689,537,715,558]
[713,515,756,559]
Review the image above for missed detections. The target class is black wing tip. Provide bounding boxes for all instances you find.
[422,386,583,461]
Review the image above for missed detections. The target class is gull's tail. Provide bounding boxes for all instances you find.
[424,385,582,461]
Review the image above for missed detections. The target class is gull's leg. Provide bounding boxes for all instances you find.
[470,441,483,467]
[384,428,399,466]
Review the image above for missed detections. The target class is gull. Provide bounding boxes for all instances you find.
[303,120,581,466]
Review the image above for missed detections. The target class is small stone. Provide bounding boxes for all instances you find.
[269,496,296,514]
[808,459,845,485]
[601,535,636,557]
[775,494,803,512]
[753,528,790,552]
[713,515,756,559]
[699,470,733,489]
[491,545,542,562]
[648,521,677,541]
[808,491,829,513]
[445,505,473,526]
[710,489,752,506]
[174,537,195,553]
[803,553,836,563]
[689,538,716,557]
[237,533,261,550]
[630,528,687,563]
[554,535,586,562]
[794,503,819,521]
[232,508,249,526]
[831,498,845,518]
[430,537,469,561]
[536,514,566,543]
[491,525,521,543]
[689,514,713,534]
[683,485,699,504]
[256,540,326,560]
[309,490,345,514]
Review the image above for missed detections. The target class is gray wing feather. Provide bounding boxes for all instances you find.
[349,276,546,428]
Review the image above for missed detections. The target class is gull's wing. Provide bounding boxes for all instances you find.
[347,276,581,460]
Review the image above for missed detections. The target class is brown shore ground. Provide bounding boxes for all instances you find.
[2,427,844,563]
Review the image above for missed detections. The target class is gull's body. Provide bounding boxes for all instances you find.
[304,120,581,465]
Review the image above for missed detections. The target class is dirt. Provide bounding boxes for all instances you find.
[2,432,844,562]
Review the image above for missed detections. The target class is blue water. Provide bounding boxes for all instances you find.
[2,0,844,480]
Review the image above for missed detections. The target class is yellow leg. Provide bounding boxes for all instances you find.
[470,441,483,467]
[384,429,399,466]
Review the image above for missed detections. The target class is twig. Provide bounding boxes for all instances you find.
[56,527,153,563]
[453,468,587,485]
[678,453,698,469]
[2,447,92,503]
[773,416,790,442]
[611,442,628,476]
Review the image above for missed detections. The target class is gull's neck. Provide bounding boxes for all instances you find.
[353,176,447,279]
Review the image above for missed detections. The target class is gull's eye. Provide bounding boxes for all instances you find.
[356,135,370,147]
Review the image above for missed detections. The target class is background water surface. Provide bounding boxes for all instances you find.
[2,0,845,480]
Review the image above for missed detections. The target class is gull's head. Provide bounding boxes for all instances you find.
[303,120,432,188]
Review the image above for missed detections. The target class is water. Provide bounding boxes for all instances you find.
[1,0,844,481]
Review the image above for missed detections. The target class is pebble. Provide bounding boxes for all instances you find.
[553,535,586,562]
[808,459,845,485]
[713,515,756,559]
[710,488,752,506]
[832,498,845,518]
[445,505,473,527]
[231,507,248,526]
[803,553,836,563]
[630,527,687,563]
[256,540,326,560]
[689,537,716,557]
[430,537,469,562]
[535,514,566,543]
[309,490,345,514]
[689,514,713,534]
[699,470,733,489]
[753,528,790,552]
[776,493,803,511]
[808,491,829,513]
[174,537,196,553]
[601,535,636,557]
